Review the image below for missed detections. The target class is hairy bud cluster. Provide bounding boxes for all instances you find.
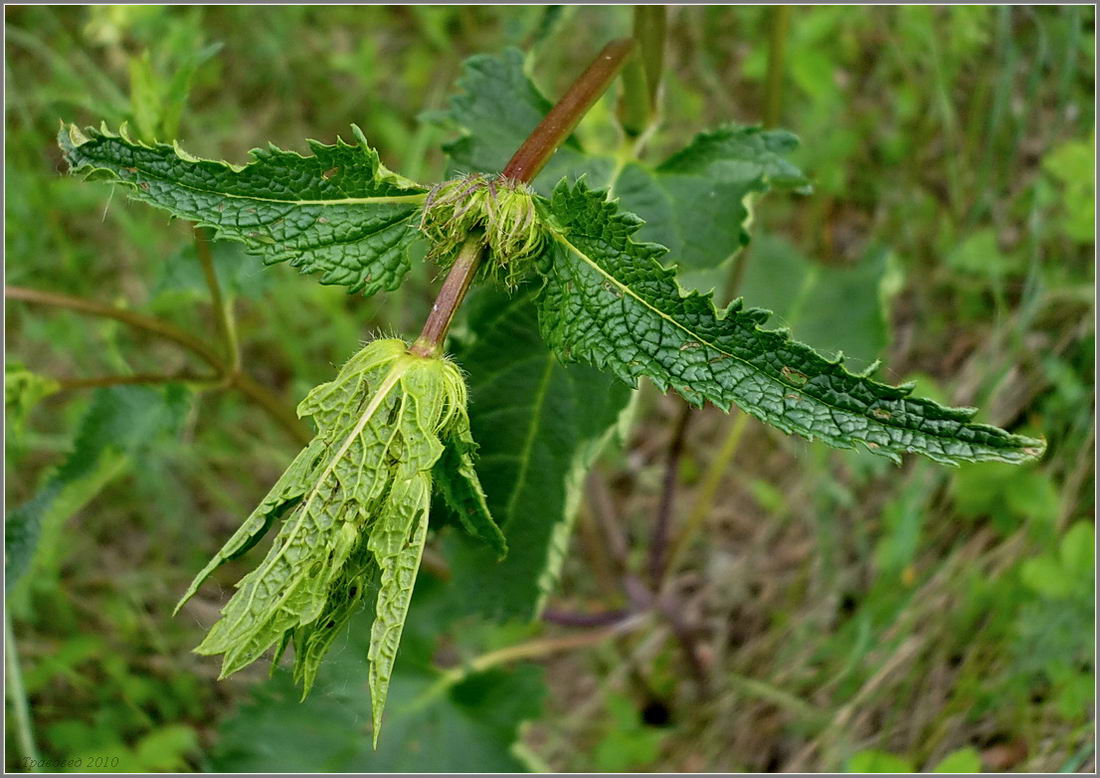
[419,173,545,287]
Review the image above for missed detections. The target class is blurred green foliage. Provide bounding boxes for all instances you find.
[5,5,1093,773]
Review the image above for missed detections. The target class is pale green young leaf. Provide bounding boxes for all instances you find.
[177,339,502,741]
[58,123,427,296]
[432,404,508,559]
[441,289,632,621]
[535,180,1045,466]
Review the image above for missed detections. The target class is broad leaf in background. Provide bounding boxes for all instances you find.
[440,289,633,621]
[151,239,270,306]
[5,385,187,594]
[59,124,427,297]
[536,180,1046,466]
[440,48,614,194]
[210,577,546,772]
[441,48,808,270]
[738,231,902,365]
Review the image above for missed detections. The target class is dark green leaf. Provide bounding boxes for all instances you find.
[441,289,632,621]
[209,579,545,772]
[59,123,427,296]
[441,49,808,270]
[536,180,1045,466]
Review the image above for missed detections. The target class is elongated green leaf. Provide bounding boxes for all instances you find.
[58,123,427,296]
[6,385,187,593]
[177,339,502,741]
[440,49,807,269]
[535,180,1045,466]
[441,289,633,621]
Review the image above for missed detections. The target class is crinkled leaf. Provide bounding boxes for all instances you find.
[535,180,1045,466]
[441,49,807,269]
[58,123,427,296]
[177,340,502,741]
[441,289,632,621]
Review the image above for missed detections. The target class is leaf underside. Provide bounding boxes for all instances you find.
[535,180,1045,466]
[441,289,632,621]
[58,123,427,296]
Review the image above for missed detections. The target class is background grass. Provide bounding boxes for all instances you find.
[5,5,1094,772]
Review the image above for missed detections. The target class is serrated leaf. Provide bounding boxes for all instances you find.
[177,339,503,742]
[441,289,632,621]
[535,180,1045,466]
[58,123,427,296]
[209,579,545,772]
[5,385,187,592]
[442,50,805,270]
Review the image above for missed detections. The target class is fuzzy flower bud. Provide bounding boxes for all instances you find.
[419,173,545,288]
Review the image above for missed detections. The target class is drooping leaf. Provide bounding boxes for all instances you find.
[58,123,427,296]
[535,180,1045,466]
[209,578,546,772]
[440,289,632,621]
[176,339,502,742]
[432,403,508,558]
[5,385,187,593]
[440,49,808,270]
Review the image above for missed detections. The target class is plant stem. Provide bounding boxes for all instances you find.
[648,401,692,587]
[666,410,749,575]
[5,612,41,772]
[617,6,668,143]
[6,285,223,370]
[6,285,311,446]
[502,37,635,184]
[410,234,484,357]
[55,372,218,390]
[542,607,634,628]
[194,226,240,375]
[403,614,648,717]
[764,5,792,128]
[634,6,667,107]
[411,38,637,355]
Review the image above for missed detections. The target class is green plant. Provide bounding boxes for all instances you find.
[9,12,1050,757]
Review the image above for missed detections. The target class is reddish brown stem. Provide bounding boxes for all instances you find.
[412,38,636,354]
[411,235,483,357]
[6,284,311,446]
[502,38,635,184]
